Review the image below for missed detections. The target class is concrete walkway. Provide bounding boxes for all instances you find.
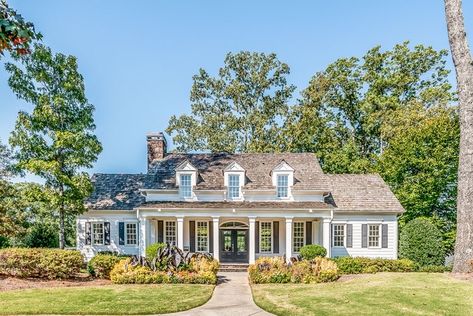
[165,272,273,316]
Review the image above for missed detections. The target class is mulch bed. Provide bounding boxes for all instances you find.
[0,273,111,291]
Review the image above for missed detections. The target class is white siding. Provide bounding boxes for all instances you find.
[330,214,398,259]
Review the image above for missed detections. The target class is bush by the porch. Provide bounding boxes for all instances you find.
[299,244,327,260]
[0,248,83,279]
[88,254,124,278]
[399,218,446,267]
[248,257,339,284]
[334,257,416,274]
[146,242,166,259]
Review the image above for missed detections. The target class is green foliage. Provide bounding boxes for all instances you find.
[417,265,449,273]
[167,51,295,153]
[299,244,327,260]
[110,256,218,284]
[0,0,42,57]
[6,44,102,248]
[334,257,416,274]
[146,242,166,259]
[87,254,123,279]
[248,257,339,284]
[399,218,446,266]
[22,222,59,248]
[0,248,83,279]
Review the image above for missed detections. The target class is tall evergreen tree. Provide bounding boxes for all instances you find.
[6,44,102,248]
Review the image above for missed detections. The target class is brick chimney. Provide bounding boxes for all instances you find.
[147,132,167,170]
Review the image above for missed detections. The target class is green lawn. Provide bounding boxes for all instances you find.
[0,284,214,315]
[251,273,473,316]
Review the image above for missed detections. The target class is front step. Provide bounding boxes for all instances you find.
[219,264,249,272]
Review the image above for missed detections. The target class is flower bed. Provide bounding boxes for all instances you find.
[0,248,83,279]
[248,257,339,284]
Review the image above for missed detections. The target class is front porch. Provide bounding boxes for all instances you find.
[138,210,332,263]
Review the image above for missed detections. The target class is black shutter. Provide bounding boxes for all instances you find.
[118,222,125,245]
[189,221,195,252]
[382,224,388,248]
[104,222,111,245]
[273,221,279,253]
[362,224,368,248]
[157,220,164,243]
[209,221,213,254]
[346,224,353,248]
[85,222,91,245]
[306,221,312,245]
[255,221,260,253]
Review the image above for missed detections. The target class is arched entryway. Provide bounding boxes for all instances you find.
[219,221,249,263]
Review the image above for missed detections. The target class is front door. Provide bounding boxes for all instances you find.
[220,229,248,263]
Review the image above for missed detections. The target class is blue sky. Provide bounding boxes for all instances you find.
[1,0,472,177]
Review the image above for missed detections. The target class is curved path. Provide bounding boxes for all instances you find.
[165,272,273,316]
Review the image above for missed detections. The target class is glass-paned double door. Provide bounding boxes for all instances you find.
[220,229,248,263]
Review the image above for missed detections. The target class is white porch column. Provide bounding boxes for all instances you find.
[177,216,184,250]
[212,217,220,261]
[285,217,293,262]
[323,218,331,258]
[249,217,256,264]
[139,217,147,257]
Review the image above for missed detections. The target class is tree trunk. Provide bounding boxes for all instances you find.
[59,209,65,249]
[444,0,473,273]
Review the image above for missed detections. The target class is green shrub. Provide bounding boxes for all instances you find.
[417,265,448,273]
[146,243,166,259]
[0,248,83,279]
[88,254,123,279]
[110,258,217,284]
[248,256,339,284]
[23,223,59,248]
[299,244,327,260]
[334,257,416,274]
[400,218,446,266]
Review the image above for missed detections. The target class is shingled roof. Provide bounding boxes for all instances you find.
[85,153,404,213]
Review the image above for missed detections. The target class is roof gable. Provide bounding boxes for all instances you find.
[175,160,197,171]
[224,161,245,172]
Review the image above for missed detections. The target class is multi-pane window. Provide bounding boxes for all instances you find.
[180,174,192,198]
[333,224,345,247]
[165,221,177,246]
[260,222,272,253]
[228,174,240,198]
[293,222,305,252]
[196,221,209,252]
[277,174,289,198]
[92,223,104,245]
[368,224,380,247]
[126,223,137,245]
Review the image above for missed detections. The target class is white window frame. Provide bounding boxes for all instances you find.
[293,221,305,253]
[228,174,241,199]
[195,221,209,253]
[92,222,104,246]
[332,224,346,248]
[368,224,381,248]
[179,174,192,198]
[276,174,289,198]
[259,221,273,254]
[164,220,177,246]
[125,222,138,246]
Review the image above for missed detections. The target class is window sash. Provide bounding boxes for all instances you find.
[180,174,192,197]
[92,223,104,245]
[293,222,305,252]
[368,224,380,248]
[228,174,240,198]
[126,223,137,245]
[196,221,209,252]
[260,222,272,253]
[333,224,345,247]
[277,175,289,198]
[165,221,177,246]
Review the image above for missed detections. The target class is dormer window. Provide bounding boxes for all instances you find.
[229,174,241,198]
[277,174,289,198]
[180,174,192,198]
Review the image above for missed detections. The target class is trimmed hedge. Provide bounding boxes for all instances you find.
[248,257,339,284]
[399,218,446,267]
[88,254,124,279]
[334,257,416,274]
[299,244,327,260]
[0,248,84,279]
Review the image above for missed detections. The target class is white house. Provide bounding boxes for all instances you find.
[77,132,404,263]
